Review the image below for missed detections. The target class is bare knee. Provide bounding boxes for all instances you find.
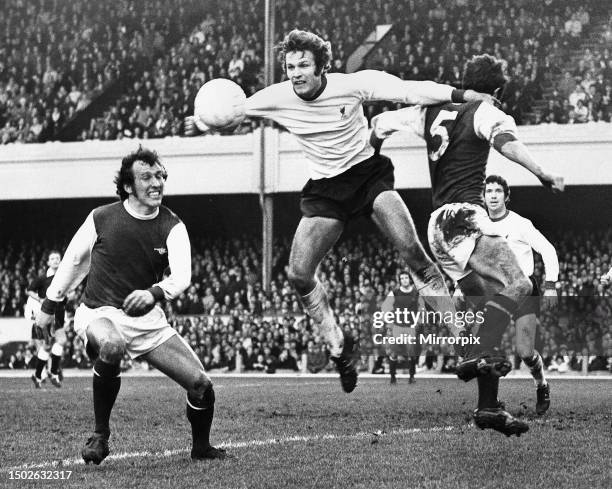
[287,264,315,295]
[514,276,533,298]
[188,370,212,399]
[398,241,428,269]
[98,337,126,364]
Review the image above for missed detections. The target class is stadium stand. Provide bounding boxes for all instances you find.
[3,228,611,373]
[1,0,611,143]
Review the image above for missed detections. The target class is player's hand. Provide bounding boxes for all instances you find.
[539,173,564,193]
[464,90,501,108]
[122,290,156,317]
[183,116,198,136]
[601,272,612,286]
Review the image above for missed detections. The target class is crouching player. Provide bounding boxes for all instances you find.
[37,147,226,464]
[484,175,558,414]
[26,250,66,388]
[371,54,564,436]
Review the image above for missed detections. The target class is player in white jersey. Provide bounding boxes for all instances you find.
[484,175,558,414]
[37,147,226,464]
[187,29,496,392]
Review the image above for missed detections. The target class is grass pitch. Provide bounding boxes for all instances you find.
[1,376,610,489]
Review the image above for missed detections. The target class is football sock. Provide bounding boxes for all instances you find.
[389,356,397,378]
[408,357,416,378]
[35,349,49,379]
[522,351,546,386]
[477,375,500,410]
[186,386,215,451]
[50,343,63,375]
[475,295,518,353]
[301,281,344,357]
[92,359,121,439]
[410,264,459,336]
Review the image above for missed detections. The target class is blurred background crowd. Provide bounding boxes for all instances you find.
[1,229,610,373]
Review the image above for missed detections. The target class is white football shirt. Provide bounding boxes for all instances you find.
[488,210,559,281]
[245,71,454,180]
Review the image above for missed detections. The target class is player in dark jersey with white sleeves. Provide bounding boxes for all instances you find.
[26,250,66,388]
[381,270,423,384]
[485,174,558,414]
[37,147,226,464]
[188,30,496,393]
[371,54,564,436]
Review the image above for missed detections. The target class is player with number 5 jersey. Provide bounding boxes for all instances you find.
[371,54,564,437]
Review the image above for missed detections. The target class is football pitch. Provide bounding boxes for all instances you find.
[1,376,610,489]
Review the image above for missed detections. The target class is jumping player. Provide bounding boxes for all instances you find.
[188,29,496,393]
[37,147,226,464]
[484,174,558,414]
[26,250,66,388]
[371,54,564,436]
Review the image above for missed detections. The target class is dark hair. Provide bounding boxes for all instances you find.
[462,54,507,95]
[114,146,165,201]
[484,174,510,201]
[277,29,332,75]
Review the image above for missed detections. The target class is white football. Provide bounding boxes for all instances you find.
[194,78,246,130]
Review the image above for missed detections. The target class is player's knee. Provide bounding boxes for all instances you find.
[287,266,314,294]
[188,370,213,403]
[399,241,427,267]
[517,343,534,359]
[99,336,126,364]
[514,276,533,298]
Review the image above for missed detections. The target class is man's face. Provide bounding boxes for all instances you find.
[285,50,322,98]
[47,252,61,270]
[399,273,411,288]
[484,182,507,214]
[126,160,167,212]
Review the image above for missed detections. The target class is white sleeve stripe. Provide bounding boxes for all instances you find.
[46,212,96,301]
[154,222,191,300]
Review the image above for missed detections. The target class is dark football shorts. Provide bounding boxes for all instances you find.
[515,276,541,319]
[300,154,395,222]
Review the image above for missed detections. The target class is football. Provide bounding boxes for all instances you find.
[194,78,247,130]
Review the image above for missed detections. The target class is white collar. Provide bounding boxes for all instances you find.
[123,200,159,220]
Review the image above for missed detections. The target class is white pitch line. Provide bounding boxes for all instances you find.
[4,425,456,471]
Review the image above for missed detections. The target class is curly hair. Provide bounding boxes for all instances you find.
[484,174,510,201]
[462,54,507,95]
[114,146,166,201]
[276,29,332,75]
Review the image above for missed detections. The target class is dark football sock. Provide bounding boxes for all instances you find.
[93,359,121,439]
[50,355,61,375]
[186,386,215,451]
[477,375,500,410]
[476,295,519,353]
[34,357,46,379]
[408,357,416,378]
[389,357,397,377]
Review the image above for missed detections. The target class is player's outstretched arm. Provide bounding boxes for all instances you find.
[495,138,564,193]
[37,212,96,330]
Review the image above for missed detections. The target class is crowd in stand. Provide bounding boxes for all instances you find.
[1,229,610,373]
[0,0,208,144]
[0,0,611,144]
